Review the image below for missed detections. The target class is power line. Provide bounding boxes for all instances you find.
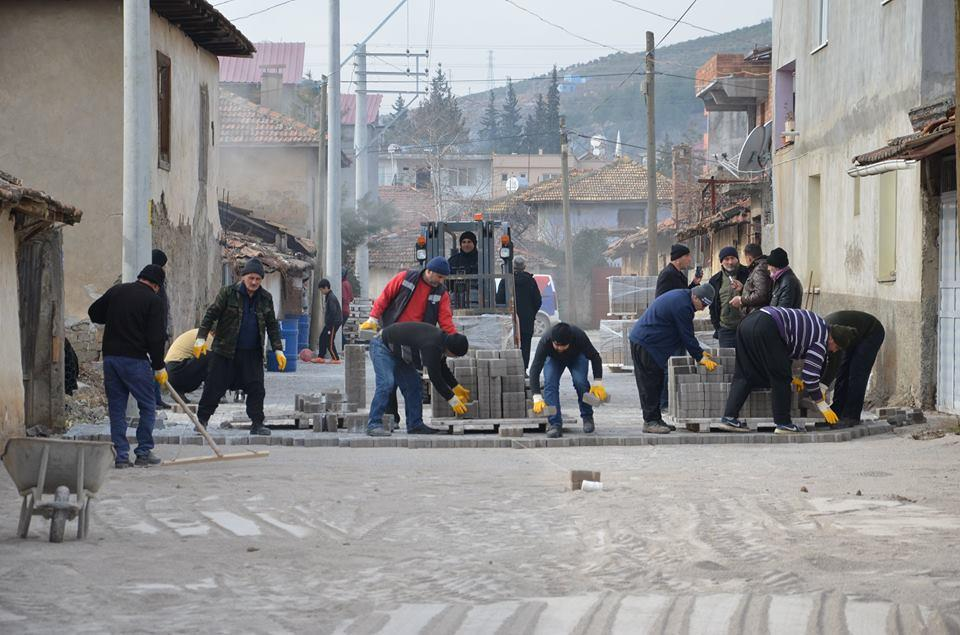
[229,0,298,21]
[609,0,718,35]
[503,0,629,54]
[656,0,700,48]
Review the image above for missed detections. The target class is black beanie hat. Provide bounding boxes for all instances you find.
[829,324,858,350]
[445,333,469,357]
[670,243,690,260]
[241,258,265,277]
[152,248,168,267]
[459,231,477,245]
[138,264,165,286]
[767,248,789,268]
[718,246,738,262]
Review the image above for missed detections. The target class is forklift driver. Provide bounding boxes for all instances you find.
[448,231,479,309]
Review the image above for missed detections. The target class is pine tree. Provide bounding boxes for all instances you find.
[522,111,538,154]
[385,94,409,145]
[544,65,562,153]
[532,93,548,152]
[479,91,499,154]
[498,79,522,154]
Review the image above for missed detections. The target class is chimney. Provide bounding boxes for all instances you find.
[260,64,285,113]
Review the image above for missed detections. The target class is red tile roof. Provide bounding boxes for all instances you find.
[219,42,305,84]
[219,91,318,145]
[341,94,383,126]
[520,157,672,204]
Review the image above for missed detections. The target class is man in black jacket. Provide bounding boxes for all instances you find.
[529,323,608,438]
[822,311,885,427]
[768,248,804,308]
[447,230,479,308]
[151,249,173,410]
[655,243,703,297]
[316,278,343,362]
[496,255,542,369]
[708,246,750,349]
[88,264,168,468]
[367,322,471,437]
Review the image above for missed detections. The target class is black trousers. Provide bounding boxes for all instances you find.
[318,324,340,360]
[167,356,209,396]
[723,311,793,423]
[631,341,665,423]
[197,350,266,425]
[831,325,885,421]
[519,328,534,370]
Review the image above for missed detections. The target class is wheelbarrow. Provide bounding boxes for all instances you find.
[1,437,115,543]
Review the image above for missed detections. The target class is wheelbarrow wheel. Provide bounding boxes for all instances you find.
[49,486,70,543]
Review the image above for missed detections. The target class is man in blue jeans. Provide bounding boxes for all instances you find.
[367,322,471,436]
[529,323,607,438]
[88,264,169,468]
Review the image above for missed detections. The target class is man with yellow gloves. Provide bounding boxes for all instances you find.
[529,323,606,438]
[629,284,719,434]
[164,328,213,397]
[367,322,470,437]
[194,258,286,436]
[718,307,853,434]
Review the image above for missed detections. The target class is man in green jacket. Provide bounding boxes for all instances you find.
[194,258,286,435]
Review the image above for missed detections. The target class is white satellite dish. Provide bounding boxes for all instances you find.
[736,124,770,172]
[590,134,606,148]
[506,176,520,193]
[387,143,401,154]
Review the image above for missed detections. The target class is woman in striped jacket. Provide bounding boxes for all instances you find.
[716,307,856,434]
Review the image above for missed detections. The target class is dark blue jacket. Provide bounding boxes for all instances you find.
[629,289,704,369]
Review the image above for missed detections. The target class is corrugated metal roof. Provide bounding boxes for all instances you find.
[341,94,383,126]
[219,42,305,84]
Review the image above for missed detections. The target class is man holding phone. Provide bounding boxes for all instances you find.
[655,243,702,297]
[707,246,750,349]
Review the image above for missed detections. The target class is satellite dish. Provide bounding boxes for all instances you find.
[590,134,606,148]
[387,143,401,154]
[506,176,520,193]
[736,124,769,172]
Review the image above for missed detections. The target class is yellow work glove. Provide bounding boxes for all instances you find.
[193,338,205,358]
[698,356,719,372]
[453,384,471,402]
[275,350,287,372]
[589,381,607,402]
[359,317,380,332]
[815,400,839,425]
[791,377,804,393]
[448,396,468,416]
[532,394,546,414]
[154,369,168,385]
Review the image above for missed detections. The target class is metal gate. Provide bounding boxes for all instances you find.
[937,193,959,414]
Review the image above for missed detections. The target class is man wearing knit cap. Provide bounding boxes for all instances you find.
[360,256,459,425]
[821,311,885,427]
[656,243,703,298]
[629,284,720,433]
[707,245,750,349]
[194,257,286,436]
[448,231,479,308]
[88,264,168,467]
[151,248,174,410]
[767,247,804,309]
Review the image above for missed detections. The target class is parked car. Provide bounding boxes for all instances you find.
[533,274,560,336]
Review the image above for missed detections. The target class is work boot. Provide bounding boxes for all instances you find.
[156,400,173,410]
[115,460,134,469]
[134,452,162,467]
[546,425,563,438]
[836,418,859,429]
[406,424,442,435]
[716,417,750,433]
[249,423,272,436]
[581,416,595,434]
[642,421,671,434]
[367,425,392,437]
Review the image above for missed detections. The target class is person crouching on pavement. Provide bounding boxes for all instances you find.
[367,322,470,437]
[315,278,342,363]
[629,284,719,434]
[164,327,214,398]
[194,258,287,436]
[529,323,607,438]
[717,306,854,434]
[87,264,168,468]
[821,311,885,427]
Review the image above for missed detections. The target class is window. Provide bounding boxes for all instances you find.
[539,173,559,182]
[157,52,171,170]
[878,171,898,281]
[853,177,860,216]
[775,61,796,149]
[814,0,829,51]
[198,84,209,184]
[617,207,645,228]
[501,173,508,181]
[807,175,821,285]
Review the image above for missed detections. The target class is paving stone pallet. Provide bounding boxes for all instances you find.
[673,418,833,433]
[431,348,530,420]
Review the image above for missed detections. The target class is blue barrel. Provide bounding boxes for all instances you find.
[267,319,299,372]
[297,313,310,350]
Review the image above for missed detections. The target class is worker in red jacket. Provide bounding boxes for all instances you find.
[360,256,456,424]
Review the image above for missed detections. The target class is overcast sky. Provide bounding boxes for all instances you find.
[220,0,772,100]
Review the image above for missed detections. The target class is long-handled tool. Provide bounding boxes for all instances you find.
[161,384,269,466]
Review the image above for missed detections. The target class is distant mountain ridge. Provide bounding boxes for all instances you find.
[458,20,772,157]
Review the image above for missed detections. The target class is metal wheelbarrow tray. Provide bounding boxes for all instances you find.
[1,437,115,542]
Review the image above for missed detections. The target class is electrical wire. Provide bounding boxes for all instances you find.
[503,0,630,55]
[609,0,718,35]
[229,0,298,21]
[656,0,700,48]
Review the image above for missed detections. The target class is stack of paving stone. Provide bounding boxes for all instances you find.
[295,390,366,432]
[607,275,657,316]
[343,299,373,345]
[877,407,925,426]
[453,315,515,350]
[431,349,528,420]
[597,319,633,366]
[667,348,802,421]
[343,344,366,409]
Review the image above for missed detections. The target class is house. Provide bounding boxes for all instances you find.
[771,0,956,411]
[219,91,381,238]
[367,186,439,298]
[219,41,307,118]
[1,171,82,443]
[378,151,494,204]
[0,0,255,362]
[605,218,677,275]
[490,152,609,197]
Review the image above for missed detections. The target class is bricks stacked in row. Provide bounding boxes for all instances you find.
[343,299,373,345]
[597,319,633,366]
[667,348,802,420]
[431,354,478,419]
[607,276,657,316]
[430,349,527,420]
[344,344,366,409]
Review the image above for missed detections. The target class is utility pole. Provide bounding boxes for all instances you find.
[560,116,576,324]
[309,78,328,349]
[955,0,959,263]
[354,43,370,299]
[326,0,343,349]
[644,30,658,277]
[122,0,151,282]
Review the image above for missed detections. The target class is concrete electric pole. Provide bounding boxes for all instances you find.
[354,43,370,299]
[309,78,329,349]
[560,116,576,324]
[644,30,658,277]
[122,0,151,282]
[326,0,343,347]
